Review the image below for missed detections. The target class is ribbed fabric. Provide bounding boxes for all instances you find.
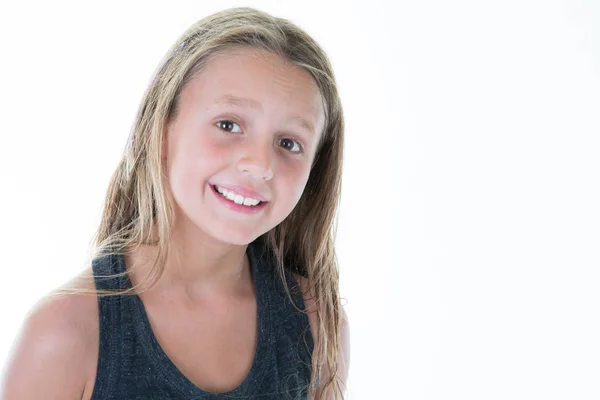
[90,238,314,399]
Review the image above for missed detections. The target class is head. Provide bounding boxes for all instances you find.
[95,7,344,398]
[99,7,343,265]
[163,46,326,247]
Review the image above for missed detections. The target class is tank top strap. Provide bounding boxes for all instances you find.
[90,249,135,398]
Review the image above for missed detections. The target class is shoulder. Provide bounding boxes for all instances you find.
[1,268,100,400]
[292,273,350,395]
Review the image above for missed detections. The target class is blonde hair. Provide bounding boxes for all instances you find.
[69,7,344,399]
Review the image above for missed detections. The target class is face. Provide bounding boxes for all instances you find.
[163,47,326,247]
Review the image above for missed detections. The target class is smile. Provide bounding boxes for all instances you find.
[214,185,262,206]
[210,184,269,214]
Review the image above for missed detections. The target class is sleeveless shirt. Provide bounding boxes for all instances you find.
[89,238,314,399]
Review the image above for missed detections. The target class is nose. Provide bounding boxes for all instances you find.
[237,140,274,181]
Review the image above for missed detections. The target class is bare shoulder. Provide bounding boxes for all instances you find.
[1,268,99,400]
[292,273,350,395]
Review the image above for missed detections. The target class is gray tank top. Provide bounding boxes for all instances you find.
[90,238,314,399]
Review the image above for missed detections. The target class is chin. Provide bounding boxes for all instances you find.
[210,226,266,247]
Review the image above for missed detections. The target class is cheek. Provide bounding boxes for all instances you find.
[168,136,221,196]
[171,131,220,169]
[277,164,312,207]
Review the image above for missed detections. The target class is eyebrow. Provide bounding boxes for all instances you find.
[210,94,317,137]
[212,94,263,111]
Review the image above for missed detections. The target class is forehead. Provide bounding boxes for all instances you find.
[181,47,326,136]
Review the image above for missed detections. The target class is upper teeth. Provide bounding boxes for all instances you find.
[215,186,261,206]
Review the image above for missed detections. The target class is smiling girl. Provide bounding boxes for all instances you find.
[2,7,349,400]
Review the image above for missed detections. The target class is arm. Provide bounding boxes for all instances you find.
[317,306,350,398]
[295,275,351,399]
[0,293,94,400]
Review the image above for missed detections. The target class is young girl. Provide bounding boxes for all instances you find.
[1,7,349,400]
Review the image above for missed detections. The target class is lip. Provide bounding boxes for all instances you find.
[210,183,269,202]
[210,184,269,214]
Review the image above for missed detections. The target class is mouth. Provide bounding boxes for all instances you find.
[210,184,269,212]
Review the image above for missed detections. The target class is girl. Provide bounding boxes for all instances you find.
[1,7,349,400]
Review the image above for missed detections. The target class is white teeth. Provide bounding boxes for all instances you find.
[215,186,261,207]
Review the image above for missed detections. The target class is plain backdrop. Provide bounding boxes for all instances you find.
[1,0,599,399]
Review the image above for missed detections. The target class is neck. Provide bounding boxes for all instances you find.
[126,221,255,305]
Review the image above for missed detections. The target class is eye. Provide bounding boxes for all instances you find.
[216,120,242,133]
[278,138,302,153]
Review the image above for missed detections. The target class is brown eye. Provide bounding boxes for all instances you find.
[278,138,302,153]
[216,120,242,133]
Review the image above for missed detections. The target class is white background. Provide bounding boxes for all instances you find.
[1,0,599,398]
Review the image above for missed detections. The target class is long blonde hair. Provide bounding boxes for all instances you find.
[77,7,344,399]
